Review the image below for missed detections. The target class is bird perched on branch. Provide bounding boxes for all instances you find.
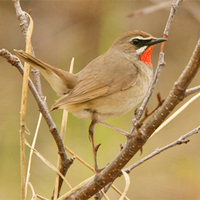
[15,30,166,172]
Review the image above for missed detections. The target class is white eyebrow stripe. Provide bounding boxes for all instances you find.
[129,36,153,42]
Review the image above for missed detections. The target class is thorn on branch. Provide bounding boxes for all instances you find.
[157,93,161,104]
[177,139,190,145]
[120,144,124,151]
[139,147,143,155]
[144,107,149,118]
[139,93,165,125]
[134,108,138,116]
[95,144,101,152]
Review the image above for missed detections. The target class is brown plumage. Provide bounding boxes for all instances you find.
[15,30,166,172]
[15,30,166,120]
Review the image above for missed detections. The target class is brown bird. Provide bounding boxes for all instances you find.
[15,30,166,172]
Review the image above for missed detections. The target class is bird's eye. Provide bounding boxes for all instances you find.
[132,39,141,46]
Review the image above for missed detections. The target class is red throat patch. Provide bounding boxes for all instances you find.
[140,45,154,67]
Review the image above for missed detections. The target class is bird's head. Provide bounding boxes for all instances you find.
[110,30,167,66]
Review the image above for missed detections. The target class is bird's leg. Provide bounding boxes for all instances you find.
[89,111,102,173]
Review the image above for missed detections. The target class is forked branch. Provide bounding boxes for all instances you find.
[0,48,73,183]
[63,34,200,200]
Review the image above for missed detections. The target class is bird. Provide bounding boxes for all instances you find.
[15,30,166,172]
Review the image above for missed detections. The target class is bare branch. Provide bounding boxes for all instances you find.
[13,0,29,38]
[131,0,183,132]
[151,92,200,138]
[25,140,72,188]
[3,0,197,199]
[126,1,173,18]
[52,0,198,198]
[12,2,73,196]
[25,112,43,198]
[124,126,200,173]
[163,0,183,37]
[133,52,166,122]
[64,17,200,200]
[13,0,44,98]
[0,48,73,180]
[19,12,33,200]
[96,121,129,136]
[53,58,74,200]
[185,85,200,97]
[141,36,200,137]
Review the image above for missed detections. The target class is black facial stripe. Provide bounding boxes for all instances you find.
[132,39,152,48]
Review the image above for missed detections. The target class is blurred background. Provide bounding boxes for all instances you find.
[0,0,200,199]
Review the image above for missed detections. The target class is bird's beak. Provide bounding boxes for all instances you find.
[146,38,167,46]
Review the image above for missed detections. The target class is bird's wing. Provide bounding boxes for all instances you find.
[52,52,138,110]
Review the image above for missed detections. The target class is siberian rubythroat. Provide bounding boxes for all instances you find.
[15,30,166,120]
[15,30,166,171]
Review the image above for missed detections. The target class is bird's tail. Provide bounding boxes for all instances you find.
[14,49,77,96]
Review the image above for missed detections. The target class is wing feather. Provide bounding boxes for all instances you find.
[52,51,138,109]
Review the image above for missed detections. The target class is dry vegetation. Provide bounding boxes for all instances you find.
[0,0,200,199]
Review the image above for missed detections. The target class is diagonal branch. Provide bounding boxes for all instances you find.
[0,48,73,181]
[62,33,200,200]
[131,0,183,133]
[141,37,200,136]
[126,1,174,18]
[13,0,43,98]
[12,1,73,196]
[185,85,200,97]
[124,126,200,173]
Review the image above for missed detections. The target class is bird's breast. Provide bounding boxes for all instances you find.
[68,62,153,120]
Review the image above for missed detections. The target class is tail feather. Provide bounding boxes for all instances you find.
[14,49,78,96]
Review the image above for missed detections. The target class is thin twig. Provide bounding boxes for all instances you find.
[151,92,200,138]
[131,0,183,134]
[134,52,166,121]
[141,36,200,137]
[185,85,200,97]
[36,194,49,200]
[59,1,193,199]
[65,146,94,172]
[13,0,44,98]
[53,109,70,199]
[0,49,73,185]
[28,182,36,200]
[25,112,43,198]
[25,140,72,189]
[3,0,194,199]
[124,126,200,173]
[13,0,29,38]
[53,58,75,199]
[119,170,130,200]
[126,1,173,18]
[19,12,33,200]
[131,50,166,135]
[13,2,75,195]
[96,121,129,136]
[163,0,184,37]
